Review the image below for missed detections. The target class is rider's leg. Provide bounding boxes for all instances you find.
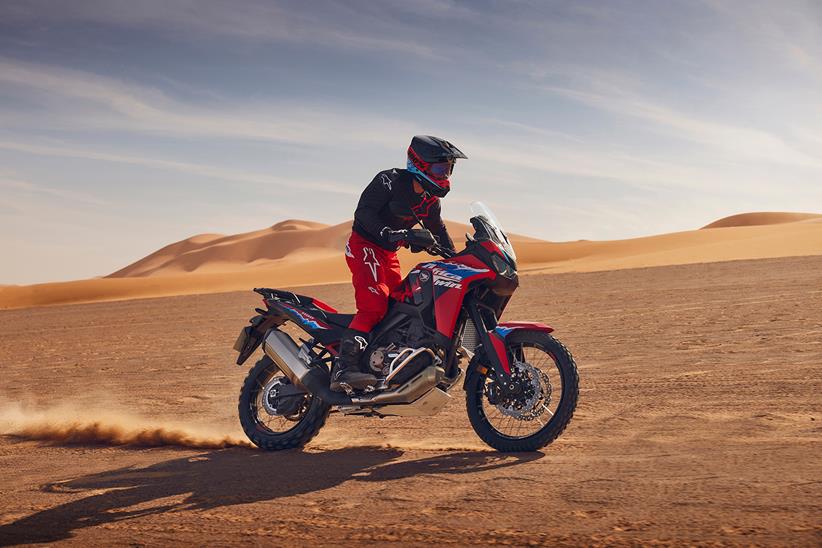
[384,251,403,293]
[331,327,374,391]
[332,234,393,391]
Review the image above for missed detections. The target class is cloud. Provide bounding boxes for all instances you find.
[0,57,416,148]
[535,76,822,170]
[0,175,108,206]
[702,0,822,80]
[0,0,439,58]
[0,140,353,196]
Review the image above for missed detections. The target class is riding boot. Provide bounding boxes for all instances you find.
[330,329,378,392]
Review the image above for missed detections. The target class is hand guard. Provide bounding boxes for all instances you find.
[407,228,436,252]
[380,227,436,253]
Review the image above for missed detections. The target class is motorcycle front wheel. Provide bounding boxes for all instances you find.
[238,356,330,450]
[465,331,578,452]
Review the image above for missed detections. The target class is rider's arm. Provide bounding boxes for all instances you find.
[354,172,393,240]
[422,199,456,252]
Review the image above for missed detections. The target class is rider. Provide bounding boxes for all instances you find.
[330,135,467,392]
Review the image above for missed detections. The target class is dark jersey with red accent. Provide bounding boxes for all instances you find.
[352,168,455,252]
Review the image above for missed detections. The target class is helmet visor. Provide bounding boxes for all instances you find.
[428,160,454,181]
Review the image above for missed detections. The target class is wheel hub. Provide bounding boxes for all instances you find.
[492,361,552,421]
[261,377,287,415]
[261,377,306,418]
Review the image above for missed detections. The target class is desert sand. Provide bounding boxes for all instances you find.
[1,212,821,310]
[0,255,820,546]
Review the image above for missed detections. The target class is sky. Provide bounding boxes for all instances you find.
[1,0,820,284]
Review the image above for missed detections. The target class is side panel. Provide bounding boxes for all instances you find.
[274,301,331,332]
[424,256,495,337]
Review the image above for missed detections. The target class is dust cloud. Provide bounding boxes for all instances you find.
[0,400,252,449]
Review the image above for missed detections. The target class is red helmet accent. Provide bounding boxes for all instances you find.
[407,146,452,195]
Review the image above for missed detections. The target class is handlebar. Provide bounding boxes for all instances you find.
[383,228,455,259]
[429,242,455,259]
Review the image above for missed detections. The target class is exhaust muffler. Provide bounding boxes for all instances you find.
[262,329,353,406]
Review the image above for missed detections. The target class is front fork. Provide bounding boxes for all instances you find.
[464,298,512,381]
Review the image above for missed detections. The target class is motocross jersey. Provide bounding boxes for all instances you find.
[352,168,455,253]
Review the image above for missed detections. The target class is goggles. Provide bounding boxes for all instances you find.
[428,160,454,180]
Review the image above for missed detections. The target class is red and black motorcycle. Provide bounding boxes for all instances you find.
[233,203,578,452]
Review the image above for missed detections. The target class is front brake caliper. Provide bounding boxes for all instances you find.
[485,381,500,405]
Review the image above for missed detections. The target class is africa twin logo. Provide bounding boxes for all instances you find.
[428,266,463,289]
[435,278,462,289]
[354,336,368,350]
[420,263,489,290]
[362,247,380,281]
[380,172,393,191]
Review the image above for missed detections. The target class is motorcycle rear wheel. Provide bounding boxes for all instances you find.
[238,356,330,450]
[465,331,578,452]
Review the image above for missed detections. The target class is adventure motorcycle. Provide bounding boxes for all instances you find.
[233,202,578,452]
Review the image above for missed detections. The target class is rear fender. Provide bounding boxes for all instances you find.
[235,314,284,365]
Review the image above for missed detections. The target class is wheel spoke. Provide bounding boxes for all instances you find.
[478,341,563,439]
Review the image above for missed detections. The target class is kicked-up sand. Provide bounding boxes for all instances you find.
[0,255,819,546]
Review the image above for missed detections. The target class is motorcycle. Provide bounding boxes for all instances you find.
[233,202,578,452]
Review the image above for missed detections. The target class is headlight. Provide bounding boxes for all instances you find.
[490,254,515,278]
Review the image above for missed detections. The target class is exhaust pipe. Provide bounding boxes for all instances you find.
[351,366,440,405]
[262,329,442,408]
[262,329,353,406]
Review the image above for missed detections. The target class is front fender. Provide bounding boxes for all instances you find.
[489,322,554,374]
[495,321,554,337]
[464,321,555,385]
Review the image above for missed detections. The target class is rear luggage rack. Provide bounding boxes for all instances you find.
[254,287,300,303]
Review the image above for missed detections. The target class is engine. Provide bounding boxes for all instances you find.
[366,322,443,387]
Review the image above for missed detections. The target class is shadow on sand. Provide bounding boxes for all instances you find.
[0,447,542,545]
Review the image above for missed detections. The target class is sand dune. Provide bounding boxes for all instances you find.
[1,212,820,309]
[519,215,822,274]
[109,220,350,278]
[108,220,527,278]
[701,211,822,229]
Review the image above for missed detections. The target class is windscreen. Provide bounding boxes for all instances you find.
[469,201,517,262]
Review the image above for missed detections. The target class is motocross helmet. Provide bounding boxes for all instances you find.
[406,135,467,197]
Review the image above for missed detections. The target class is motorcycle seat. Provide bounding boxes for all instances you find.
[324,313,354,329]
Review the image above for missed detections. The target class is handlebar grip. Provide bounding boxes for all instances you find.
[384,229,409,243]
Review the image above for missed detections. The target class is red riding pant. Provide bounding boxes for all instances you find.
[345,232,402,333]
